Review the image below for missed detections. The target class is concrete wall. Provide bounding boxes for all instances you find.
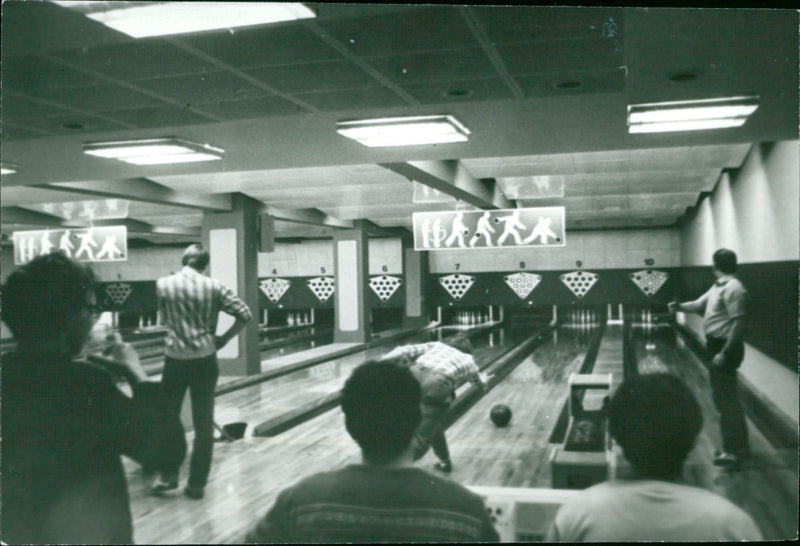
[678,140,799,427]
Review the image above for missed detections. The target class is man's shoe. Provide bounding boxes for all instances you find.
[184,486,205,499]
[151,476,178,495]
[433,460,453,473]
[713,452,741,467]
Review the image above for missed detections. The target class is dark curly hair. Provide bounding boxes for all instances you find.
[341,359,422,464]
[2,252,96,343]
[609,373,703,480]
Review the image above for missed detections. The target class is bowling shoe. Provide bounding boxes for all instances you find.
[713,451,742,468]
[184,486,205,499]
[433,460,453,473]
[152,475,178,495]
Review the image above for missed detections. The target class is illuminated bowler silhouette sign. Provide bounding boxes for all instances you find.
[412,207,565,251]
[13,226,128,265]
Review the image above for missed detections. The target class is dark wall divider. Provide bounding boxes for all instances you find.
[677,261,799,369]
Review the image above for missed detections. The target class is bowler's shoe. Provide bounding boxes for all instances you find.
[713,451,742,468]
[151,476,179,495]
[184,486,205,500]
[433,460,453,473]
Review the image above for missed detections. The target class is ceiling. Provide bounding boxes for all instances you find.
[1,3,797,244]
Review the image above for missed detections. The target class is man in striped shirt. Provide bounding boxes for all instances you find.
[152,244,252,499]
[382,336,489,473]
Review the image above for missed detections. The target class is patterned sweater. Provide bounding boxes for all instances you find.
[243,464,499,543]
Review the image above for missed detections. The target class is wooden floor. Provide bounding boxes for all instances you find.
[125,322,536,543]
[125,322,798,543]
[442,326,596,489]
[630,326,799,541]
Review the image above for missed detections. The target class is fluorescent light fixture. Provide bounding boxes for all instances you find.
[628,96,758,134]
[83,138,224,165]
[53,2,315,38]
[337,115,470,147]
[1,163,18,175]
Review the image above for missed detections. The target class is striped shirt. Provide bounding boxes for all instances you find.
[157,266,252,360]
[382,342,482,391]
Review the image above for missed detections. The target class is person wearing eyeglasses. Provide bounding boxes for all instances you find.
[0,252,186,544]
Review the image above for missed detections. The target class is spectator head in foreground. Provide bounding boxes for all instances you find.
[609,372,703,480]
[2,251,97,356]
[341,359,422,464]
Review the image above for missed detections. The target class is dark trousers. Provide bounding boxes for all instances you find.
[411,371,454,463]
[706,336,749,456]
[161,354,219,488]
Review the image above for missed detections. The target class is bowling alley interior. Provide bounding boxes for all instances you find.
[1,3,798,543]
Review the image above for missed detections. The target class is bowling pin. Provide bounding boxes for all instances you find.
[138,315,144,329]
[288,313,294,326]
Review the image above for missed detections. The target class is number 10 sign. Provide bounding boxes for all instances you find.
[412,207,565,251]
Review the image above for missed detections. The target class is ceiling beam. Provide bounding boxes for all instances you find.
[359,220,411,239]
[379,160,513,210]
[40,178,232,212]
[261,205,354,229]
[1,206,67,227]
[74,218,200,237]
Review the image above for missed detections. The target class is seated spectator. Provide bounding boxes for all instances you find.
[1,252,186,544]
[382,336,490,473]
[547,373,762,542]
[243,359,499,543]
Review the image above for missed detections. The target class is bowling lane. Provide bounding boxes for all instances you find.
[630,326,798,541]
[126,319,548,544]
[212,320,540,431]
[440,324,600,489]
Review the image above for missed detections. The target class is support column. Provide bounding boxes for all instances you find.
[402,237,429,328]
[201,193,261,376]
[334,220,371,343]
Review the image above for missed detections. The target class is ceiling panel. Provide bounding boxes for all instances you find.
[366,48,498,84]
[242,61,379,94]
[474,6,624,45]
[5,113,130,136]
[175,25,343,68]
[319,7,479,57]
[52,41,216,81]
[136,72,275,105]
[498,37,623,76]
[292,86,410,111]
[98,105,214,128]
[401,78,514,104]
[22,83,167,113]
[194,96,308,120]
[3,54,100,92]
[515,68,624,98]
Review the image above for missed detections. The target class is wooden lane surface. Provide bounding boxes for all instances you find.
[438,325,599,489]
[214,323,538,438]
[125,322,538,544]
[630,326,798,541]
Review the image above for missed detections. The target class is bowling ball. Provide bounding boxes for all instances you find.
[490,404,512,427]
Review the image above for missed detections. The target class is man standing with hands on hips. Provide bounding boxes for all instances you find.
[153,243,253,499]
[668,248,749,468]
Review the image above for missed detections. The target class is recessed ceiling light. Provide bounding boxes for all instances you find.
[444,88,473,98]
[52,1,315,38]
[627,96,759,133]
[61,121,86,130]
[554,81,582,89]
[83,137,224,165]
[669,70,699,83]
[1,163,18,175]
[336,115,470,147]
